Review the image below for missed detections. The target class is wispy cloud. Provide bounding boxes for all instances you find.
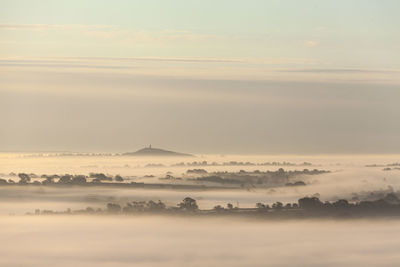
[0,57,243,68]
[0,23,225,42]
[278,68,399,74]
[0,23,115,30]
[304,40,319,47]
[1,57,399,85]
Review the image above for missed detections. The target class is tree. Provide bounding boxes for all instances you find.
[91,178,101,183]
[85,207,95,213]
[227,203,233,209]
[123,201,146,212]
[107,203,121,213]
[213,205,224,212]
[298,197,323,210]
[90,173,112,181]
[18,173,30,184]
[115,175,124,182]
[332,199,349,209]
[42,176,54,185]
[272,202,283,210]
[146,200,166,211]
[58,175,72,184]
[72,175,87,185]
[256,203,266,209]
[178,197,198,211]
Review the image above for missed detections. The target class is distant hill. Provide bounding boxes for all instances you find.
[123,146,194,157]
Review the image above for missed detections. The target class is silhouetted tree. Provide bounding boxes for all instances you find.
[107,203,121,213]
[178,197,198,211]
[58,175,72,184]
[90,173,112,181]
[272,202,283,210]
[256,203,266,209]
[332,199,349,209]
[115,175,124,182]
[298,197,323,210]
[213,205,224,212]
[85,207,95,213]
[42,176,54,185]
[91,178,101,183]
[123,201,146,212]
[18,173,30,184]
[146,200,166,211]
[72,175,86,184]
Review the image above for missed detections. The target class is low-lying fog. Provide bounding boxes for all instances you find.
[0,153,399,214]
[1,153,400,266]
[1,215,400,267]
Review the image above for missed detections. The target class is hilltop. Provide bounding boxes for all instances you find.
[123,146,194,157]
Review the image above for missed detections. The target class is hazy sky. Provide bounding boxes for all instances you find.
[1,0,399,153]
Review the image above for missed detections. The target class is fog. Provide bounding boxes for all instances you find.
[1,153,400,266]
[1,216,400,267]
[1,153,400,214]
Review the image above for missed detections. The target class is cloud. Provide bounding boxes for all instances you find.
[304,40,319,47]
[0,24,115,30]
[0,57,320,67]
[0,23,225,43]
[1,57,399,87]
[0,57,243,71]
[278,68,399,74]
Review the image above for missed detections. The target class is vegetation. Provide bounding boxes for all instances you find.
[0,168,329,189]
[28,193,400,218]
[188,168,328,187]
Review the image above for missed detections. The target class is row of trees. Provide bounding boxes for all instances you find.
[31,193,400,216]
[107,197,198,213]
[0,173,125,185]
[297,193,400,211]
[32,197,200,215]
[252,193,400,213]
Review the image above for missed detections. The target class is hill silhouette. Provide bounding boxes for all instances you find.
[123,146,193,157]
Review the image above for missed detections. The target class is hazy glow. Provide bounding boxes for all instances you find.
[1,66,399,153]
[1,1,400,153]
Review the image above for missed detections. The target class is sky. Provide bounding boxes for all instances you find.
[0,0,399,153]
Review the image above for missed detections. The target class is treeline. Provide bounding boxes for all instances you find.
[0,172,124,185]
[30,197,199,215]
[1,168,329,189]
[30,194,400,218]
[366,162,400,167]
[186,168,329,186]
